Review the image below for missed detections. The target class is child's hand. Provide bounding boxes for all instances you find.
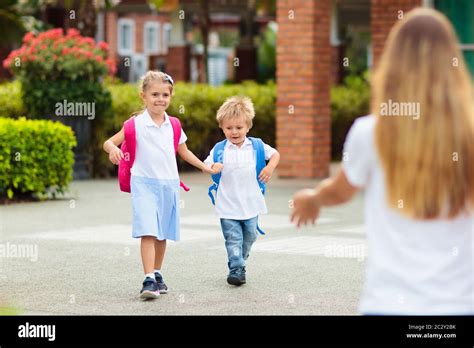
[258,165,274,183]
[290,189,321,228]
[211,163,224,174]
[109,146,124,165]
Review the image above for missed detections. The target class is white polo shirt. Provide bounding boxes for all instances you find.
[204,137,277,220]
[343,115,474,315]
[131,109,187,180]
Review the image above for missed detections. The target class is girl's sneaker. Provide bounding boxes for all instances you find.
[139,277,160,299]
[155,272,168,294]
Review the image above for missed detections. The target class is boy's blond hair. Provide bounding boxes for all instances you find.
[372,8,474,219]
[216,96,255,128]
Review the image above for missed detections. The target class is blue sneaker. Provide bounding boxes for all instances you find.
[154,272,168,294]
[227,268,246,286]
[139,277,160,299]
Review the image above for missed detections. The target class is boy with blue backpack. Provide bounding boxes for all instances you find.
[205,96,280,286]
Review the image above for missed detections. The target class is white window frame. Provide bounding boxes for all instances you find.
[143,21,160,55]
[162,23,172,54]
[117,18,135,56]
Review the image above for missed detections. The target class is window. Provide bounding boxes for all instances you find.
[118,18,135,56]
[144,22,160,55]
[162,23,172,54]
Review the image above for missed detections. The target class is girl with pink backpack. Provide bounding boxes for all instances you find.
[103,71,219,299]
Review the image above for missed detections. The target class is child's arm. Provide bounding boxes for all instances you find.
[177,143,217,175]
[103,127,125,165]
[258,151,280,183]
[290,167,359,228]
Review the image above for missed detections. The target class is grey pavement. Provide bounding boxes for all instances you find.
[0,164,366,315]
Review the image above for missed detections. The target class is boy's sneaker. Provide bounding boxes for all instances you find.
[227,269,246,286]
[154,272,168,294]
[139,277,160,299]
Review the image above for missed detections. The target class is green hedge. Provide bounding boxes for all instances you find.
[0,77,370,177]
[330,74,370,160]
[0,80,25,118]
[94,80,276,176]
[0,117,76,199]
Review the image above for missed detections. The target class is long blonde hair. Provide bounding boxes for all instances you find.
[372,8,474,219]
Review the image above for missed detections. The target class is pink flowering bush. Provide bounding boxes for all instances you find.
[2,28,113,119]
[3,28,116,80]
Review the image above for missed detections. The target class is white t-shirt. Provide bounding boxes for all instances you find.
[131,109,187,180]
[204,137,277,220]
[343,115,474,315]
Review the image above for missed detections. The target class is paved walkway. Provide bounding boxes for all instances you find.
[0,166,366,315]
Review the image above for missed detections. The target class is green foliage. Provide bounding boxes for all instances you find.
[96,81,276,176]
[330,73,371,160]
[0,117,76,200]
[3,28,114,119]
[257,22,276,83]
[0,80,25,118]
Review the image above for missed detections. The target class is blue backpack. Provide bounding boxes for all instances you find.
[208,137,266,235]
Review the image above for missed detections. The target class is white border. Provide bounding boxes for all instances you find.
[143,21,160,55]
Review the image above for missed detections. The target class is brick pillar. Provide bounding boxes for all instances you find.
[276,0,331,178]
[167,45,191,81]
[371,0,423,68]
[105,11,118,62]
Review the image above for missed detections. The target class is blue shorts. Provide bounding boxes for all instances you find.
[131,175,180,241]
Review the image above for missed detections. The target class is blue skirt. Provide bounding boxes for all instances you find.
[131,176,180,241]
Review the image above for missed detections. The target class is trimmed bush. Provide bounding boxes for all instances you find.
[330,74,370,159]
[0,117,76,200]
[0,80,25,118]
[94,81,276,176]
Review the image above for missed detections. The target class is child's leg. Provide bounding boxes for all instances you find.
[220,219,245,272]
[140,236,156,275]
[154,239,166,270]
[242,216,258,261]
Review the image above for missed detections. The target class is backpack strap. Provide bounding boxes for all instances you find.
[249,137,266,235]
[208,139,227,205]
[249,137,266,195]
[123,116,136,166]
[168,115,190,192]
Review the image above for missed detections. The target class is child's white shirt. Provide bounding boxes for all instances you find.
[131,109,187,180]
[343,115,474,315]
[204,137,277,220]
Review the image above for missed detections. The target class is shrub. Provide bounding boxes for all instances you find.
[3,28,114,119]
[95,81,276,176]
[330,73,370,159]
[0,117,76,200]
[0,80,25,118]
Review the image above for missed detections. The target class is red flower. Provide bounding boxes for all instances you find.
[98,41,109,51]
[23,32,35,44]
[67,28,80,38]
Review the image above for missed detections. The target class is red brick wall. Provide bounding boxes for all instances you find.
[276,0,331,178]
[167,45,190,81]
[105,11,118,62]
[371,0,422,67]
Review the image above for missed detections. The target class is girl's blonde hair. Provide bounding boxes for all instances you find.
[131,70,174,117]
[216,96,255,128]
[372,8,474,219]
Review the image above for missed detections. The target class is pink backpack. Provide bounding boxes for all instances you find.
[118,115,190,193]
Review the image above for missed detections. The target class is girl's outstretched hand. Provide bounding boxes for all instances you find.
[290,189,321,228]
[109,146,124,165]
